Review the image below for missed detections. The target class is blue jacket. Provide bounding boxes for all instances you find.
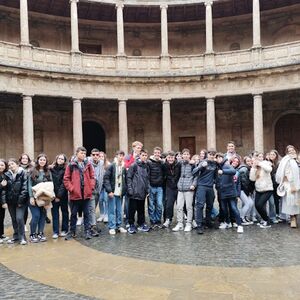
[216,163,237,199]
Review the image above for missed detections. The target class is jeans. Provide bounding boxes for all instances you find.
[70,199,91,233]
[148,186,163,224]
[108,195,122,229]
[29,204,46,235]
[51,197,69,234]
[220,197,241,225]
[88,191,99,226]
[165,187,177,221]
[0,206,5,237]
[255,191,273,222]
[195,186,215,227]
[129,198,145,226]
[268,194,276,221]
[239,191,254,219]
[123,194,129,225]
[176,191,194,224]
[99,189,108,217]
[8,204,26,240]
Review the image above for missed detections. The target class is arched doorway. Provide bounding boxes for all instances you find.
[275,113,300,156]
[83,121,106,155]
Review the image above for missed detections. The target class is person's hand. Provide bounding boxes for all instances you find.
[0,179,7,187]
[290,186,297,193]
[202,161,208,168]
[252,160,259,167]
[108,192,114,198]
[190,160,195,165]
[30,197,35,206]
[190,185,195,191]
[55,197,60,203]
[2,203,7,209]
[218,170,223,175]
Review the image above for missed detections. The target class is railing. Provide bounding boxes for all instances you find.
[0,40,300,77]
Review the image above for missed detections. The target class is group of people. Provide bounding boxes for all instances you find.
[0,140,299,245]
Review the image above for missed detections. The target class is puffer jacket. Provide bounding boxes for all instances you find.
[6,168,28,206]
[177,160,197,192]
[249,160,273,192]
[127,160,149,200]
[238,165,254,196]
[0,173,7,205]
[148,157,164,187]
[163,161,181,190]
[216,163,237,199]
[50,165,68,200]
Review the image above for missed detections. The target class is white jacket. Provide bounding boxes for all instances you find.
[249,160,273,192]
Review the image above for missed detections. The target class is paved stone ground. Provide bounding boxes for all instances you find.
[79,222,300,268]
[0,264,96,300]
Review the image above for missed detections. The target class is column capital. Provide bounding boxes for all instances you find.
[118,98,128,103]
[206,97,215,101]
[22,94,34,99]
[72,98,82,103]
[162,98,171,103]
[252,93,263,98]
[160,4,168,10]
[116,2,124,9]
[204,0,213,7]
[69,0,79,3]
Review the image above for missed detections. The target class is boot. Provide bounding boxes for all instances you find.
[290,215,297,228]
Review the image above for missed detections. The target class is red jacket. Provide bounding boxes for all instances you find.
[64,160,95,200]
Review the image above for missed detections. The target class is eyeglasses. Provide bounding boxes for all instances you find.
[92,153,100,156]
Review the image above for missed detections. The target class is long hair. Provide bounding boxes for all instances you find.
[100,151,110,170]
[0,159,8,174]
[53,153,68,168]
[31,153,51,180]
[269,149,281,167]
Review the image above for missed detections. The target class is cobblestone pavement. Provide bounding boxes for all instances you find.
[0,264,96,300]
[79,222,300,267]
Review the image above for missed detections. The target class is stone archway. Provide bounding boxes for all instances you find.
[275,113,300,156]
[83,121,106,155]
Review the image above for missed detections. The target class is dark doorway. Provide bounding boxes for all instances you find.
[179,137,196,156]
[275,114,300,156]
[83,121,106,155]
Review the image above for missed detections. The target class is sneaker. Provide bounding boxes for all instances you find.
[20,239,27,245]
[172,223,184,232]
[219,222,229,229]
[59,231,68,237]
[227,223,233,228]
[7,238,18,244]
[270,219,279,224]
[52,233,59,239]
[138,224,150,232]
[90,227,99,237]
[103,215,108,223]
[117,227,127,233]
[0,238,3,244]
[162,219,171,228]
[38,233,47,242]
[65,231,76,240]
[125,223,130,229]
[260,221,271,229]
[192,220,198,229]
[257,220,264,226]
[109,229,116,235]
[197,227,204,234]
[237,225,244,233]
[24,225,28,232]
[85,231,92,240]
[241,218,250,226]
[30,234,39,243]
[97,215,104,222]
[76,217,83,226]
[245,217,254,225]
[184,223,192,232]
[128,225,137,234]
[46,216,51,224]
[1,235,9,241]
[232,222,238,228]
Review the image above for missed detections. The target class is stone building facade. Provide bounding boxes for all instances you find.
[0,0,299,160]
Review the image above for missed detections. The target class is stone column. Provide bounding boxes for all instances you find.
[206,97,216,150]
[118,99,128,153]
[23,95,34,158]
[70,0,80,52]
[162,99,172,151]
[205,0,214,54]
[116,2,125,56]
[73,98,83,151]
[252,0,261,48]
[160,4,169,57]
[20,0,30,45]
[253,94,264,152]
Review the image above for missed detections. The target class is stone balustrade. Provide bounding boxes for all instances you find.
[0,40,300,77]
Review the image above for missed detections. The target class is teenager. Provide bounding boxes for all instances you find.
[0,159,8,243]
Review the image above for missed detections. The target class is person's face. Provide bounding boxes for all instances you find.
[269,151,277,161]
[193,155,200,164]
[134,145,142,154]
[153,150,161,160]
[257,153,264,161]
[91,151,100,162]
[76,151,86,161]
[117,154,124,163]
[227,143,235,153]
[38,156,47,167]
[176,154,182,161]
[21,155,29,165]
[216,156,223,164]
[231,158,239,168]
[56,155,65,165]
[99,153,105,160]
[199,151,206,160]
[245,157,252,167]
[8,161,18,172]
[140,152,148,162]
[182,152,190,161]
[166,155,175,164]
[208,153,215,161]
[287,147,297,159]
[0,161,6,173]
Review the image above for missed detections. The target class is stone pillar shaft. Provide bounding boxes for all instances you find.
[23,95,34,159]
[70,0,79,52]
[206,97,216,150]
[116,3,125,55]
[253,94,264,152]
[118,99,128,153]
[253,0,261,47]
[162,99,172,151]
[205,1,213,53]
[73,98,83,151]
[20,0,29,45]
[160,5,169,56]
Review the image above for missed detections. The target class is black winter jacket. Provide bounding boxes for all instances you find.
[6,168,28,206]
[50,165,68,200]
[237,165,254,196]
[0,173,7,205]
[103,163,127,197]
[127,161,149,200]
[148,158,164,187]
[163,161,181,190]
[216,163,237,199]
